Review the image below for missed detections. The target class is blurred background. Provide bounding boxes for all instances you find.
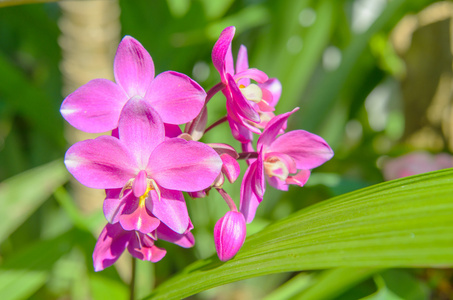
[0,0,452,299]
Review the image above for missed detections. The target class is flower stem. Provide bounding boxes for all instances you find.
[206,82,225,104]
[237,152,258,160]
[215,187,238,212]
[204,116,228,134]
[130,257,136,300]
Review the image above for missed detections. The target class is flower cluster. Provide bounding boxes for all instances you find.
[61,26,333,271]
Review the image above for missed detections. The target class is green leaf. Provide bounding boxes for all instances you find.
[0,51,64,147]
[0,229,76,300]
[89,273,129,300]
[145,169,453,299]
[0,159,69,243]
[298,0,434,133]
[360,275,403,300]
[292,268,379,300]
[263,272,315,300]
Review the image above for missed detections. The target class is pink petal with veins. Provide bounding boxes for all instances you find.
[127,233,166,262]
[65,136,137,189]
[114,36,154,97]
[93,223,132,272]
[156,221,195,248]
[119,204,160,234]
[268,130,333,170]
[212,26,236,82]
[259,78,282,108]
[118,98,165,169]
[220,153,241,183]
[227,74,260,122]
[145,71,206,125]
[234,68,269,84]
[147,138,222,192]
[147,188,189,234]
[258,108,299,149]
[214,211,246,261]
[60,79,128,133]
[240,160,263,223]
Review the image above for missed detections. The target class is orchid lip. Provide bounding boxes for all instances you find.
[120,172,162,202]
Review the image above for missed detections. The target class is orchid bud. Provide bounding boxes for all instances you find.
[214,211,246,261]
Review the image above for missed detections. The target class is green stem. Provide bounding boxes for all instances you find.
[130,256,136,300]
[204,116,227,134]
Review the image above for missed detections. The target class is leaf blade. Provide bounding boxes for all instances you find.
[145,169,453,299]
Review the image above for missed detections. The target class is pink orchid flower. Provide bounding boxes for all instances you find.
[93,220,195,272]
[212,26,282,143]
[382,151,453,181]
[93,222,167,272]
[65,97,223,234]
[214,211,246,261]
[61,35,206,133]
[187,143,241,198]
[240,109,334,223]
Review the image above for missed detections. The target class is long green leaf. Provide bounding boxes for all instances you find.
[0,159,69,242]
[145,169,453,299]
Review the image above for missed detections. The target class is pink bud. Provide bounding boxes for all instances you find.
[214,211,246,261]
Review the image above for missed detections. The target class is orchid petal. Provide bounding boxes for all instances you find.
[252,155,265,198]
[60,79,128,133]
[128,233,166,262]
[286,169,311,187]
[225,43,235,77]
[266,175,289,191]
[227,74,260,122]
[119,204,160,234]
[164,123,183,139]
[145,71,206,125]
[156,222,195,248]
[240,161,263,223]
[236,45,249,76]
[93,223,132,272]
[268,130,334,170]
[103,188,131,224]
[188,190,208,198]
[259,78,282,108]
[65,136,137,189]
[132,170,148,197]
[240,84,263,103]
[212,26,236,82]
[118,98,165,169]
[265,152,297,174]
[147,188,189,234]
[220,153,241,183]
[234,68,269,84]
[114,36,154,97]
[227,114,254,143]
[258,108,299,149]
[209,143,239,159]
[147,138,222,192]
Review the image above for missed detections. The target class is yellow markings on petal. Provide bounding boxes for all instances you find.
[239,84,263,103]
[138,178,162,208]
[264,157,289,181]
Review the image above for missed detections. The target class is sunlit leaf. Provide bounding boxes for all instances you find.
[0,159,68,243]
[145,168,453,299]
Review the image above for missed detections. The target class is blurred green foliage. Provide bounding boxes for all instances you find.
[0,0,452,299]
